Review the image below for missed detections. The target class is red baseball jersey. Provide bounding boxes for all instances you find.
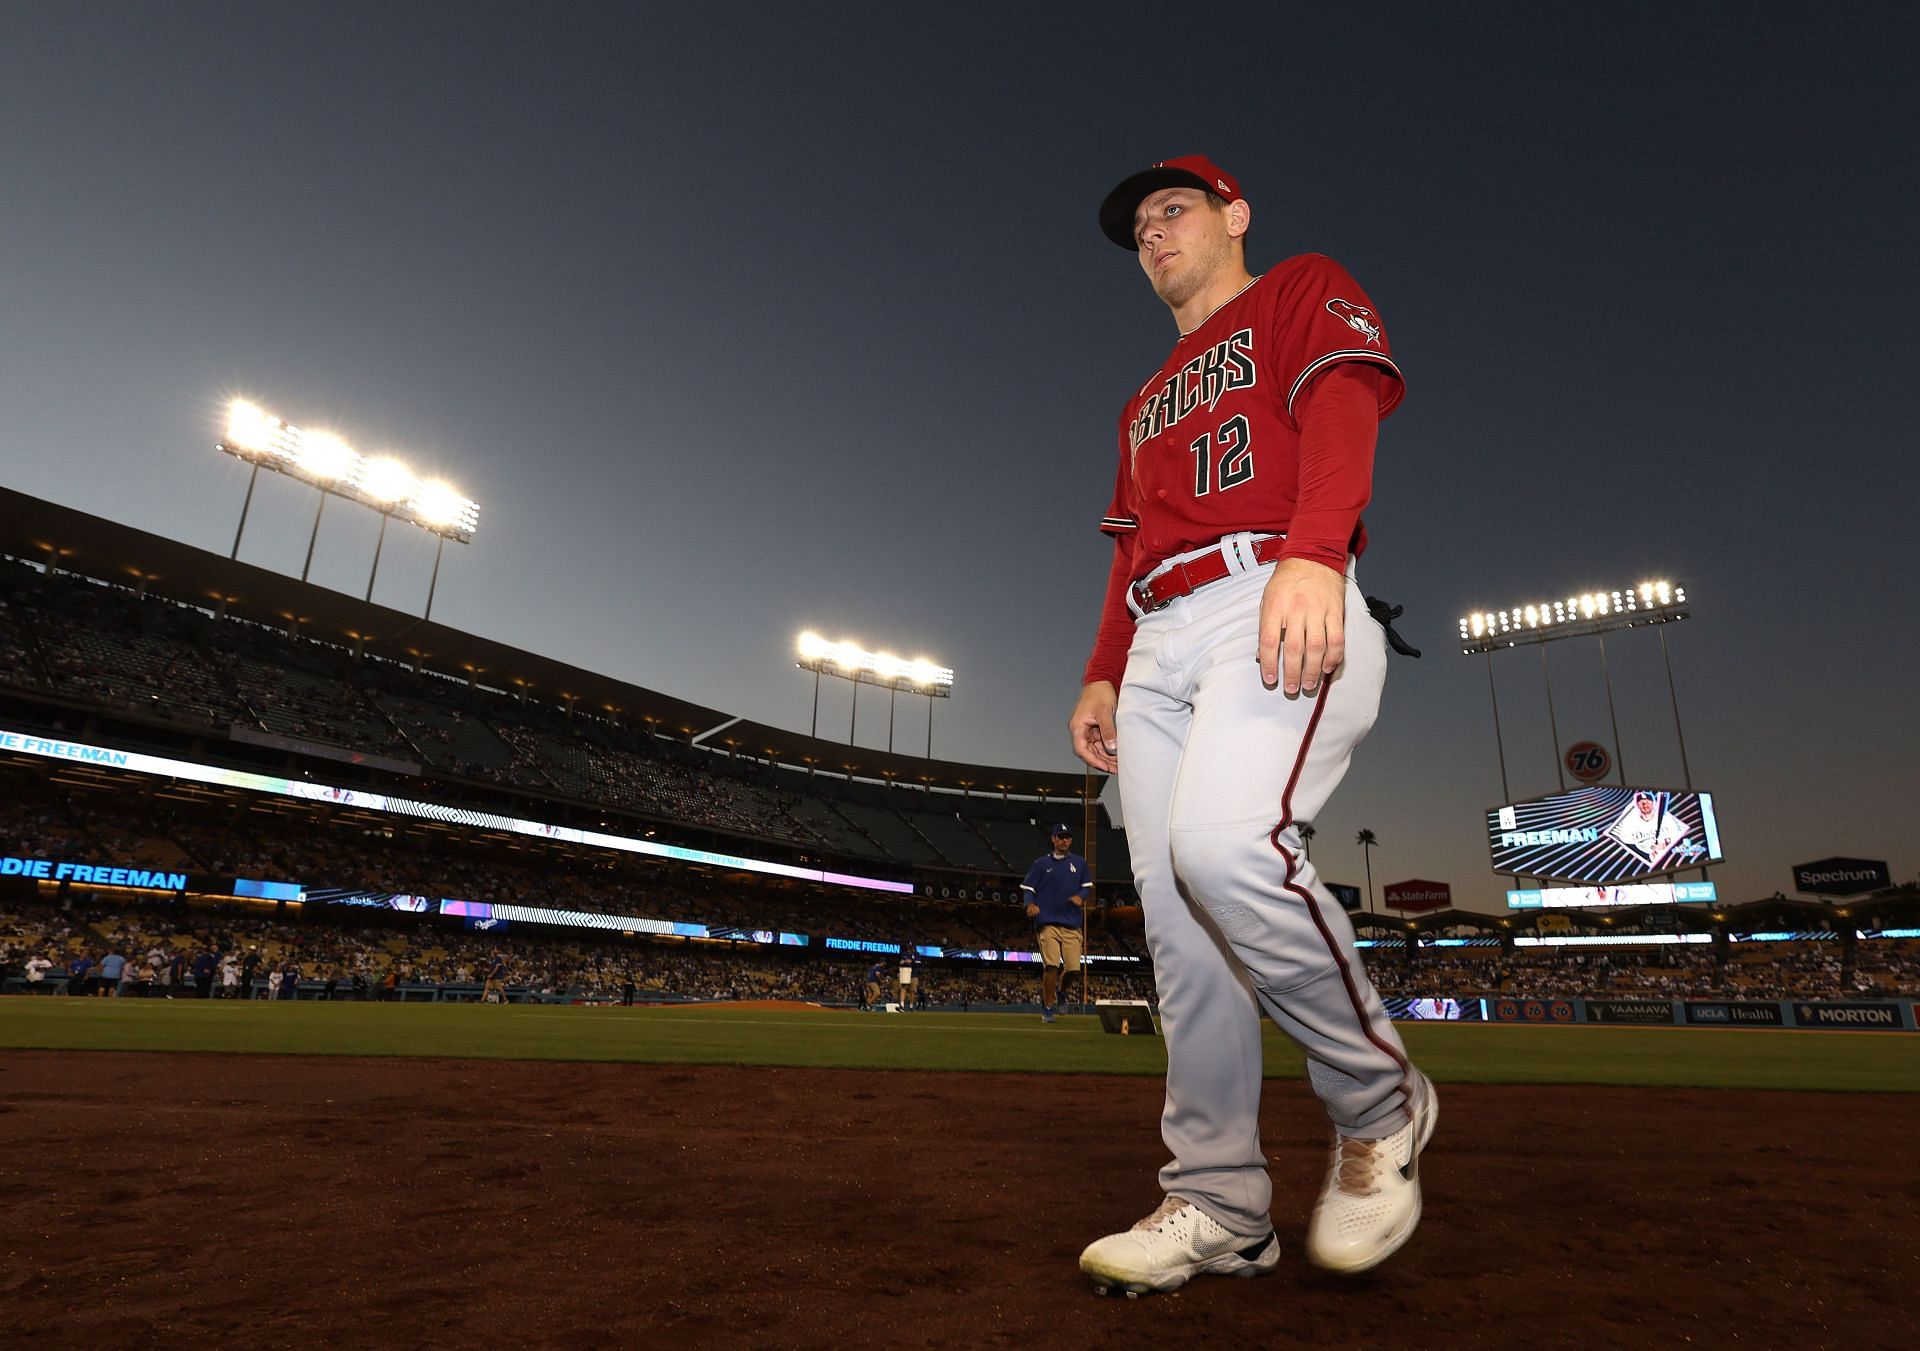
[1083,254,1404,686]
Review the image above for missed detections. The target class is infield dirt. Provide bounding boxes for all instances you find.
[4,1051,1917,1348]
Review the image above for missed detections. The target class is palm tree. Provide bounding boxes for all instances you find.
[1299,823,1316,861]
[1355,829,1378,913]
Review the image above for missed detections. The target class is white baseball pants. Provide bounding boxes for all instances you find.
[1115,539,1416,1238]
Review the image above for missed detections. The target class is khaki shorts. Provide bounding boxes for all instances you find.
[1036,924,1084,970]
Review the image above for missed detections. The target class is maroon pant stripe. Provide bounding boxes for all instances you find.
[1267,682,1411,1110]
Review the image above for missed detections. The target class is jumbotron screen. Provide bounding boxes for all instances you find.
[1487,785,1722,883]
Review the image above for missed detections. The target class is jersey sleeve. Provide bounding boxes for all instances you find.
[1021,859,1044,892]
[1083,445,1140,688]
[1097,438,1138,539]
[1268,255,1405,424]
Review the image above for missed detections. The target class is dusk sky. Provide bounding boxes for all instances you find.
[1,4,1913,911]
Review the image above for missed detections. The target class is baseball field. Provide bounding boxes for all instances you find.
[6,1002,1917,1347]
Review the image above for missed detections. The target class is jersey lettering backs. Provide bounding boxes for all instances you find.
[1101,253,1405,580]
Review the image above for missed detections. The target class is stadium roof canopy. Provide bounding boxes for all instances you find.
[0,486,1098,800]
[702,718,1096,799]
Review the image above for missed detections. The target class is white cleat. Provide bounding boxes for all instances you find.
[1079,1195,1280,1296]
[1306,1071,1438,1274]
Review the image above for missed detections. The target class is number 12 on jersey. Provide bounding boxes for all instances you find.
[1189,413,1253,496]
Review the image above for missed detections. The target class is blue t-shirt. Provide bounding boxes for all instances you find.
[1022,852,1092,927]
[99,953,126,980]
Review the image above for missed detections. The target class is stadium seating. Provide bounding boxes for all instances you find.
[2,552,1129,885]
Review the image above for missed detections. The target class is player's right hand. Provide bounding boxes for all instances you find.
[1025,902,1040,918]
[1068,681,1119,773]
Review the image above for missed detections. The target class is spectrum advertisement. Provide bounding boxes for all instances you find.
[0,727,914,896]
[1487,785,1723,883]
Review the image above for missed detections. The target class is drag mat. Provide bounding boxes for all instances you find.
[3,1052,1916,1347]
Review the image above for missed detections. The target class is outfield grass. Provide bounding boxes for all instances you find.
[1,999,1915,1092]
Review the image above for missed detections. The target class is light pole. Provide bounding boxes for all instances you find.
[1459,580,1690,795]
[216,400,480,617]
[795,633,953,756]
[231,461,260,559]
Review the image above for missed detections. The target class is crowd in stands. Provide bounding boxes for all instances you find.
[0,556,1118,881]
[0,896,1159,1007]
[1367,939,1920,1000]
[0,770,1057,951]
[7,866,1917,1010]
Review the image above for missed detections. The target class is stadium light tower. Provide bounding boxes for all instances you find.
[218,399,480,618]
[795,631,954,758]
[1458,579,1693,799]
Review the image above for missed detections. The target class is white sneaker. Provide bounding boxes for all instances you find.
[1079,1195,1280,1297]
[1306,1071,1438,1274]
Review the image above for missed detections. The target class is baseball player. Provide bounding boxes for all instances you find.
[1068,156,1436,1295]
[1606,790,1690,868]
[1020,823,1092,1022]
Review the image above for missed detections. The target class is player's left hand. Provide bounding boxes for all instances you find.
[1258,558,1346,696]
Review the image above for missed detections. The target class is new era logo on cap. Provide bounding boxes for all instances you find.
[1100,154,1245,249]
[1153,156,1242,203]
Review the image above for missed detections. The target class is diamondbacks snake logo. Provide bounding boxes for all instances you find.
[1326,298,1382,346]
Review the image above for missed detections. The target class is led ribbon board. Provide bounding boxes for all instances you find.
[1507,881,1719,909]
[0,729,914,895]
[1488,784,1722,883]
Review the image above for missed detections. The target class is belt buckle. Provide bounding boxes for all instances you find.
[1132,578,1170,614]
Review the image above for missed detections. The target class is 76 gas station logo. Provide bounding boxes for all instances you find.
[1565,741,1611,783]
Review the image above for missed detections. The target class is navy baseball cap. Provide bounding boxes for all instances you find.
[1099,154,1245,250]
[1050,823,1074,837]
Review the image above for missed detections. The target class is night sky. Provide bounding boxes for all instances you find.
[1,4,1913,911]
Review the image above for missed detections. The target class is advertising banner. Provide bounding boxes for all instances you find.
[1791,858,1891,898]
[1584,998,1678,1025]
[1488,785,1722,882]
[1683,1001,1784,1027]
[1564,740,1612,783]
[1326,883,1362,911]
[1490,997,1577,1023]
[1791,1001,1908,1031]
[1383,879,1451,913]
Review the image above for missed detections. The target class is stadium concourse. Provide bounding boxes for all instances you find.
[3,484,1919,1011]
